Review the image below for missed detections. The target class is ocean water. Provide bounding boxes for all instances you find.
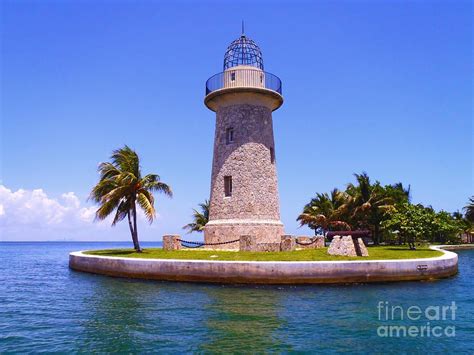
[1,242,473,353]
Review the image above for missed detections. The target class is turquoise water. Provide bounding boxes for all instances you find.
[1,242,473,353]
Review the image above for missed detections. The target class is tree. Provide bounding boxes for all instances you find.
[297,189,351,235]
[298,172,465,246]
[90,146,172,252]
[431,210,463,244]
[383,203,464,248]
[345,172,395,245]
[384,182,411,205]
[454,210,473,235]
[183,200,209,233]
[464,196,474,223]
[382,203,431,249]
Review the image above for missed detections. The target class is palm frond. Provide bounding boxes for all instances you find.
[89,178,118,203]
[115,171,138,186]
[112,199,131,226]
[183,200,209,233]
[111,145,140,178]
[102,185,133,204]
[140,174,172,197]
[98,162,120,180]
[95,195,123,221]
[137,191,155,223]
[463,196,474,222]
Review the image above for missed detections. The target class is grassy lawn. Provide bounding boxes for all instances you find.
[83,246,443,261]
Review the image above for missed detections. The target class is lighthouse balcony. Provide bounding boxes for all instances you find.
[205,67,282,96]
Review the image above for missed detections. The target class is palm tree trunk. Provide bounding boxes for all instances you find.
[132,200,141,252]
[127,211,139,251]
[373,225,380,245]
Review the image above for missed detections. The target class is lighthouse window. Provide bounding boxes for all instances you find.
[226,127,234,144]
[231,72,236,81]
[224,176,233,197]
[270,147,275,163]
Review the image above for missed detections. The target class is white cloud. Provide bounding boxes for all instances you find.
[61,191,81,209]
[0,185,97,226]
[78,206,97,223]
[0,185,158,241]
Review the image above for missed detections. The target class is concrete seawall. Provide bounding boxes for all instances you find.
[69,246,458,284]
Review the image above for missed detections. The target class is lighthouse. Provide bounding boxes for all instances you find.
[203,30,284,249]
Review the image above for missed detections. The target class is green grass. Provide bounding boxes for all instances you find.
[83,246,443,261]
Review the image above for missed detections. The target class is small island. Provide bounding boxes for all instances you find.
[70,244,457,284]
[70,30,472,286]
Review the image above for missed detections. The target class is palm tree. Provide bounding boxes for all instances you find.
[90,146,172,252]
[464,196,474,223]
[345,172,394,245]
[384,182,411,205]
[297,189,351,235]
[183,200,209,233]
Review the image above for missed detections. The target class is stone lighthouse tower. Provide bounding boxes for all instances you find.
[204,31,284,249]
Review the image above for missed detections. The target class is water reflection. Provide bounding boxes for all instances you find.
[78,274,290,352]
[200,286,292,352]
[78,277,152,352]
[78,276,213,352]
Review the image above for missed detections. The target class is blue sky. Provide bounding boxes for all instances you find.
[1,0,472,241]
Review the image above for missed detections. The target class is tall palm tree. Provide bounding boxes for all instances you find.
[90,146,172,252]
[385,182,411,205]
[464,196,474,223]
[183,200,209,233]
[297,189,351,235]
[345,172,394,244]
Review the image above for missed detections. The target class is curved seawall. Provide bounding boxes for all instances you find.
[69,246,458,284]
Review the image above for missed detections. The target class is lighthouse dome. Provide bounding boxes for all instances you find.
[223,35,264,71]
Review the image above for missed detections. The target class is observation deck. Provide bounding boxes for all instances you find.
[204,67,283,112]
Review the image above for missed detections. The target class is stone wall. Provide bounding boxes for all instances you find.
[239,235,281,252]
[205,221,283,249]
[204,103,284,247]
[208,104,280,220]
[239,235,257,252]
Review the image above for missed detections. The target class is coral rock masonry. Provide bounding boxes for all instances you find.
[328,236,369,257]
[239,235,257,252]
[163,235,181,251]
[280,235,296,251]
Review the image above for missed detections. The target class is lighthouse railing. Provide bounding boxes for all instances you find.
[205,69,282,95]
